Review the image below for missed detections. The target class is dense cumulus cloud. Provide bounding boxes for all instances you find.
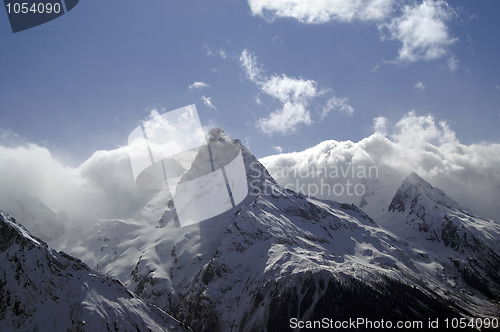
[260,111,500,223]
[1,110,498,235]
[0,139,153,223]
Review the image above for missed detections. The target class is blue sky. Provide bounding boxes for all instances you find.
[1,0,500,165]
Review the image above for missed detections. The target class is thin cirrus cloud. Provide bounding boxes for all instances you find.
[239,49,353,134]
[248,0,458,65]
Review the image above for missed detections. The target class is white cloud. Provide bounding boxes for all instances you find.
[255,95,262,105]
[274,146,283,153]
[373,116,389,135]
[240,50,316,134]
[257,74,316,134]
[240,49,351,134]
[414,81,425,90]
[261,111,500,223]
[322,96,354,119]
[258,101,313,134]
[0,127,23,146]
[383,0,457,63]
[189,81,210,89]
[261,74,317,103]
[271,34,283,46]
[391,110,456,147]
[240,49,264,82]
[0,143,153,223]
[202,43,227,59]
[249,0,459,65]
[247,0,395,23]
[244,136,252,150]
[447,55,459,71]
[202,96,217,111]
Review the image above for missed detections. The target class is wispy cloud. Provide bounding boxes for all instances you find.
[0,127,23,147]
[202,42,227,59]
[240,49,264,82]
[322,96,354,119]
[273,146,283,153]
[414,81,425,90]
[240,49,353,134]
[202,96,217,111]
[189,81,210,89]
[373,116,389,135]
[447,55,459,71]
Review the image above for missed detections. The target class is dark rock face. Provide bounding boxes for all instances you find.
[267,273,468,332]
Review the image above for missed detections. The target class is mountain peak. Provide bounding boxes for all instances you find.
[404,172,429,186]
[388,172,460,214]
[206,127,230,143]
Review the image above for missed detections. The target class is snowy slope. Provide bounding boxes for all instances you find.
[56,129,499,331]
[0,210,190,332]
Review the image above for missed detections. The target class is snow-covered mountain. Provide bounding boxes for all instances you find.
[0,210,190,332]
[54,129,498,331]
[381,172,500,300]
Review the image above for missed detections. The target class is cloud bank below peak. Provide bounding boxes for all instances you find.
[0,141,153,223]
[260,111,500,223]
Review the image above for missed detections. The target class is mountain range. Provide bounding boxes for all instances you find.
[0,211,189,331]
[1,129,498,331]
